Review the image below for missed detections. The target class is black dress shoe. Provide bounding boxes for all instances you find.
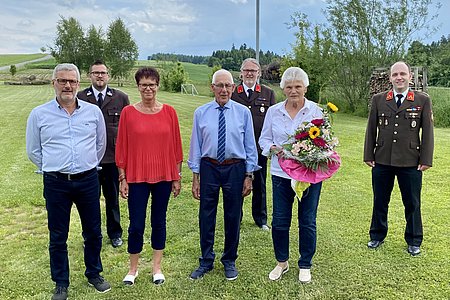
[407,245,421,256]
[367,240,384,249]
[111,237,123,248]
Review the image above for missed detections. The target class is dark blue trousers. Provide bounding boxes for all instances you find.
[271,175,322,269]
[127,181,172,254]
[198,159,245,268]
[43,171,103,287]
[370,164,423,246]
[98,163,122,239]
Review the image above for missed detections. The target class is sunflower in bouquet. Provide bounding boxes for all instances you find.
[278,102,341,197]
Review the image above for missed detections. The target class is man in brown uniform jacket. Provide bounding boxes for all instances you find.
[364,61,434,256]
[78,60,130,248]
[232,58,276,230]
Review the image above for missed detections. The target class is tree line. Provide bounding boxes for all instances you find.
[49,16,138,85]
[406,36,450,87]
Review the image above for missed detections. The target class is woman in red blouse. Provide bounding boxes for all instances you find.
[116,67,183,285]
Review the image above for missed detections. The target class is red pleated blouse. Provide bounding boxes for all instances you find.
[115,104,183,183]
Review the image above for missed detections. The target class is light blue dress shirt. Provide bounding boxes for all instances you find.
[26,99,107,174]
[188,99,260,173]
[259,99,323,179]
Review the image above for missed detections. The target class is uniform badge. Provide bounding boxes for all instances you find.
[260,107,265,113]
[411,120,417,128]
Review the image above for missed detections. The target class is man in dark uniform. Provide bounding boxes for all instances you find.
[232,58,276,231]
[364,61,434,256]
[78,60,129,248]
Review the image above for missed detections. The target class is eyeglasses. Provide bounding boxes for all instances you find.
[90,71,108,76]
[55,79,78,86]
[139,83,158,90]
[242,69,259,73]
[213,83,234,90]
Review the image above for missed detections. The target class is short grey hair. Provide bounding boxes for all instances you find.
[212,69,234,84]
[280,67,309,89]
[52,63,81,81]
[240,58,261,71]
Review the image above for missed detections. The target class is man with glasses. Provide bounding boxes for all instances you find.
[26,63,110,300]
[232,58,276,231]
[188,69,259,281]
[78,60,129,248]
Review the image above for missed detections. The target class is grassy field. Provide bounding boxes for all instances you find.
[0,83,449,299]
[0,53,48,67]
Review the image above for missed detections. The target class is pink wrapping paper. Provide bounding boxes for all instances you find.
[279,152,341,184]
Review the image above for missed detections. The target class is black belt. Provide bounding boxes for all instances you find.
[44,168,97,181]
[203,157,243,165]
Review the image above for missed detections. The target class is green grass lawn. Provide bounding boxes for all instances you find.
[0,83,449,299]
[0,53,47,67]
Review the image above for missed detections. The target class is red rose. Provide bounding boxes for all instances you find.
[311,119,324,126]
[295,131,309,140]
[313,137,327,148]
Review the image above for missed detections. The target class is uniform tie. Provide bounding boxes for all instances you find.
[396,94,403,108]
[98,92,104,108]
[217,107,226,163]
[247,88,253,99]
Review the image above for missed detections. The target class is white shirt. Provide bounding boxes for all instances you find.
[259,98,323,179]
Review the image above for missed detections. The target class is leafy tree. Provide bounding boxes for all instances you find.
[105,18,138,86]
[82,25,106,73]
[324,0,440,113]
[281,13,335,102]
[160,62,189,92]
[287,0,440,113]
[50,16,85,69]
[9,65,17,77]
[40,47,46,53]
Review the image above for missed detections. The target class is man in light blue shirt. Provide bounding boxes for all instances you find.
[188,69,259,281]
[26,63,109,300]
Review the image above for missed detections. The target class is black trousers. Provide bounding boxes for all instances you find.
[44,170,103,287]
[98,163,122,239]
[369,163,423,246]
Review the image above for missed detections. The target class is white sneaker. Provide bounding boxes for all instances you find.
[299,268,311,283]
[268,262,289,281]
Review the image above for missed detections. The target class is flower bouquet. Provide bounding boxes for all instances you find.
[278,102,341,199]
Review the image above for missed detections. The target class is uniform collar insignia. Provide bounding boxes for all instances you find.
[86,87,93,96]
[237,85,244,93]
[386,90,393,101]
[406,91,414,101]
[255,84,261,92]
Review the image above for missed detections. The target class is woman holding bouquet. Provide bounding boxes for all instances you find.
[259,67,323,283]
[116,67,183,285]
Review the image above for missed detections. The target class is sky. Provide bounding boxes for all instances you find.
[0,0,448,59]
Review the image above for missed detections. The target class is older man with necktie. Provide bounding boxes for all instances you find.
[188,69,259,281]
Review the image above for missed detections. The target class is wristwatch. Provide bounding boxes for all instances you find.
[245,172,254,180]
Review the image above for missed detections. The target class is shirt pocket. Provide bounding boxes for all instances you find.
[404,112,421,130]
[377,111,391,128]
[255,98,269,116]
[107,109,121,125]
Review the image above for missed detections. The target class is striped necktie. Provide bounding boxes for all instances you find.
[217,106,226,163]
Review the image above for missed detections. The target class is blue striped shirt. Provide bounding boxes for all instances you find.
[188,99,260,173]
[26,99,106,173]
